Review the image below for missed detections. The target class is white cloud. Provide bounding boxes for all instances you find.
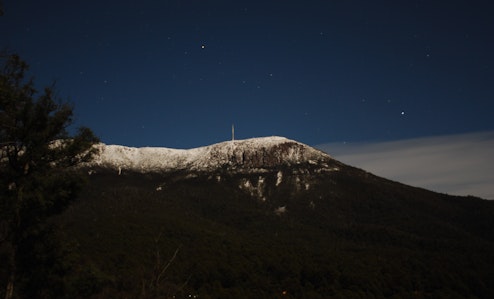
[316,131,494,199]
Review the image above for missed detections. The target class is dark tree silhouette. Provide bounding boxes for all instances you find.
[0,53,99,299]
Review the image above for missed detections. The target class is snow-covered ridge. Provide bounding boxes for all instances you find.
[89,136,332,173]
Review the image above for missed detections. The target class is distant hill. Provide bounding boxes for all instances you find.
[54,137,494,298]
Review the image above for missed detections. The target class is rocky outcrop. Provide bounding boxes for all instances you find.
[229,141,327,168]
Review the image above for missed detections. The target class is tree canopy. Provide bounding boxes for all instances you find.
[0,53,99,299]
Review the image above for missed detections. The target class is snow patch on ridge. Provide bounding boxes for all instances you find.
[89,136,332,173]
[276,171,283,186]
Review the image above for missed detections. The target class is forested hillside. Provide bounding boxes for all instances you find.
[52,165,494,298]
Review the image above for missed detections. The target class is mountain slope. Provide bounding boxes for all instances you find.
[89,136,335,173]
[54,137,494,298]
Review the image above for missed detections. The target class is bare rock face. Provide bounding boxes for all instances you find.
[229,141,327,169]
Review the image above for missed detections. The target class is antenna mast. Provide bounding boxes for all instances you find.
[230,124,235,155]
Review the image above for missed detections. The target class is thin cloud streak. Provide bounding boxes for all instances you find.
[317,131,494,199]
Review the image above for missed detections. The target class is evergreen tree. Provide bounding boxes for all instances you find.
[0,53,99,299]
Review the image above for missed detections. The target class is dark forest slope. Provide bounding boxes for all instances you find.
[52,161,494,299]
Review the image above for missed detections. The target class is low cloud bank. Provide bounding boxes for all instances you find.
[317,131,494,199]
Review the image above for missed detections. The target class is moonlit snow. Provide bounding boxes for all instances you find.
[89,136,331,173]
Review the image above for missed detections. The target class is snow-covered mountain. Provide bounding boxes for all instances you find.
[89,136,335,173]
[65,139,494,299]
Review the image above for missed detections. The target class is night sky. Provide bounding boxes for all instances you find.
[2,1,493,197]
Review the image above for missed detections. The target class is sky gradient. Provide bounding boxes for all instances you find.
[2,1,493,197]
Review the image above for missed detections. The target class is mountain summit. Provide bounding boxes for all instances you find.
[90,136,335,173]
[59,136,494,298]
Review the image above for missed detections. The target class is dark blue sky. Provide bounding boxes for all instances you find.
[2,0,493,148]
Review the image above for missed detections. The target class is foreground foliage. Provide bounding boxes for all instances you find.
[0,54,98,298]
